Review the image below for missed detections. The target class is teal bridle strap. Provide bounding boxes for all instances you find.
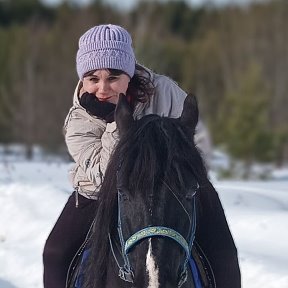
[125,226,190,258]
[116,165,198,287]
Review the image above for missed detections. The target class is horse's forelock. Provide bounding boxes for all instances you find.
[118,116,205,194]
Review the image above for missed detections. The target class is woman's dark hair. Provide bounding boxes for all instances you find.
[82,64,155,107]
[127,64,155,106]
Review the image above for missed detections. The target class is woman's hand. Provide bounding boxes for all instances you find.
[79,92,116,123]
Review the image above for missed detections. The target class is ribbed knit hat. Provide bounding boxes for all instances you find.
[76,24,136,79]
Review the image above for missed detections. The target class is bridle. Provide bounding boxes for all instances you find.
[109,169,199,287]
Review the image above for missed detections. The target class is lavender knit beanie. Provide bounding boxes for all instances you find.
[76,24,136,79]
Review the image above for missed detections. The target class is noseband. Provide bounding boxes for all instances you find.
[109,170,198,287]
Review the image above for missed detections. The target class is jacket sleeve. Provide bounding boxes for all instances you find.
[65,109,119,190]
[195,119,213,170]
[196,182,241,288]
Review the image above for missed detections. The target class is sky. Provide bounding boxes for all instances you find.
[42,0,259,10]
[0,154,288,288]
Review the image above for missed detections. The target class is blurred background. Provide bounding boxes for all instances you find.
[0,1,288,288]
[0,0,287,178]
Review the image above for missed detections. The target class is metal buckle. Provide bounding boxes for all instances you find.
[119,267,134,283]
[178,268,188,287]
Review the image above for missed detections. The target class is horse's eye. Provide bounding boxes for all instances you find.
[185,192,195,201]
[185,185,199,200]
[119,191,130,202]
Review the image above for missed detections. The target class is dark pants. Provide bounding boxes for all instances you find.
[43,192,98,288]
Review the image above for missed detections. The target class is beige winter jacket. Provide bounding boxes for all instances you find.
[64,69,211,200]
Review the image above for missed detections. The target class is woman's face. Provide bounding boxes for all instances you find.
[82,69,130,104]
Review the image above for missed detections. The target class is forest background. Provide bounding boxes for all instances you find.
[0,0,287,175]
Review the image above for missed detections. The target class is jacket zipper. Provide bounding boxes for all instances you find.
[75,186,79,208]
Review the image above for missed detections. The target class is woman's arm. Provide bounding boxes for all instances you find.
[65,108,119,190]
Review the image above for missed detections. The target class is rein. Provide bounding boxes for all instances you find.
[109,169,198,287]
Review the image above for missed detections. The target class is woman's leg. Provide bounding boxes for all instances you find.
[43,192,98,288]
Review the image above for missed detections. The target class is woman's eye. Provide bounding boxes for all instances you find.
[108,76,118,81]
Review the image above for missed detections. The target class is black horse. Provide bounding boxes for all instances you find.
[68,94,241,288]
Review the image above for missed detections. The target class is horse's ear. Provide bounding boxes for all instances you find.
[180,94,199,132]
[115,93,134,136]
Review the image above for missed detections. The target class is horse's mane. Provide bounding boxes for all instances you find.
[82,115,208,287]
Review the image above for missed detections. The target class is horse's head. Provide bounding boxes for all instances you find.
[111,94,205,288]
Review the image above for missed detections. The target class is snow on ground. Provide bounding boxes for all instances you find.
[0,160,288,288]
[214,181,288,288]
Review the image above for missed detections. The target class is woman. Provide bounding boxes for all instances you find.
[43,24,213,288]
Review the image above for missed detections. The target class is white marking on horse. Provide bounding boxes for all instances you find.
[146,239,160,288]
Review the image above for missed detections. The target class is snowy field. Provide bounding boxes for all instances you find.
[0,160,288,288]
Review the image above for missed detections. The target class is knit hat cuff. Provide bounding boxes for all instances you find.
[76,51,135,79]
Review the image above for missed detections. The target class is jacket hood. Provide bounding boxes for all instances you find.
[73,81,83,108]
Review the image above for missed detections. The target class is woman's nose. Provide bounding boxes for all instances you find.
[98,80,109,93]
